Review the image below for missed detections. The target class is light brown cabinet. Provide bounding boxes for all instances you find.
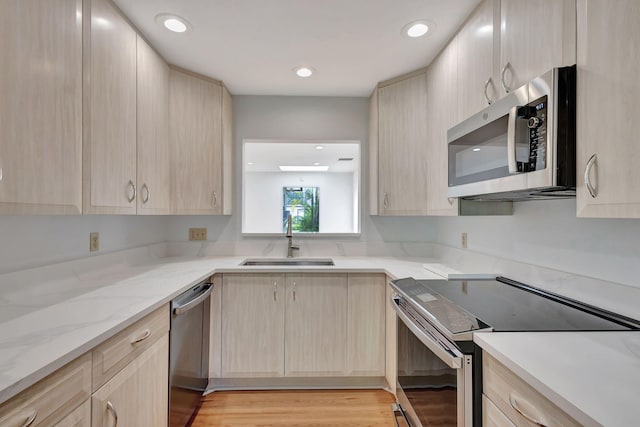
[92,335,169,427]
[221,274,285,377]
[0,353,91,427]
[576,0,640,218]
[218,273,384,379]
[83,0,138,214]
[373,71,429,216]
[483,353,580,427]
[136,36,171,215]
[499,0,575,98]
[426,38,460,216]
[285,273,348,376]
[457,0,499,119]
[0,0,83,214]
[169,68,232,215]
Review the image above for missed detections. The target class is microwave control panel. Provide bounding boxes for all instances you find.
[517,95,547,172]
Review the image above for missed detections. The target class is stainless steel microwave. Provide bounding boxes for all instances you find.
[447,66,576,201]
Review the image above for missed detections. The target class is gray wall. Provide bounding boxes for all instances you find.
[166,95,437,245]
[0,216,168,274]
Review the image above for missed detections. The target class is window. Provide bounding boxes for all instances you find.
[283,187,319,233]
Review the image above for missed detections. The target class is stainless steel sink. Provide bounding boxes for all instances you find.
[240,258,335,266]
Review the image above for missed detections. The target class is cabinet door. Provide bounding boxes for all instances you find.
[83,0,137,214]
[92,335,169,427]
[169,69,223,214]
[285,273,348,376]
[221,86,233,215]
[457,0,498,119]
[426,39,460,216]
[499,0,575,97]
[377,72,429,215]
[136,36,170,214]
[347,274,385,376]
[576,0,640,218]
[368,88,379,215]
[0,0,82,214]
[221,274,285,377]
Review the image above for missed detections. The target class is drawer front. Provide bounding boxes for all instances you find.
[55,399,90,427]
[483,394,515,427]
[92,305,169,391]
[483,354,580,427]
[0,353,91,427]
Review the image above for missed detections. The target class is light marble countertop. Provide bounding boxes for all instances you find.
[475,331,640,427]
[0,253,439,405]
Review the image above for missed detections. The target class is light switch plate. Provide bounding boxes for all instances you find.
[189,228,207,241]
[90,232,99,252]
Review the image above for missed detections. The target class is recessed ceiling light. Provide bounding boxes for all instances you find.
[279,165,329,172]
[315,145,324,150]
[247,162,254,165]
[473,148,481,152]
[294,67,314,78]
[402,20,433,38]
[313,162,320,166]
[155,13,191,33]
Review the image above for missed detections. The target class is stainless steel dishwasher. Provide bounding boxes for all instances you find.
[169,280,212,427]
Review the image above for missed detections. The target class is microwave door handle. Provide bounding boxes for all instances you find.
[391,296,463,369]
[507,105,519,174]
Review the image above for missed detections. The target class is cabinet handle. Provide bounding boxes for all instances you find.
[273,281,277,301]
[107,401,119,427]
[483,77,493,105]
[21,410,37,427]
[509,394,546,427]
[127,180,136,203]
[141,183,150,204]
[131,329,151,344]
[585,153,598,198]
[292,281,296,301]
[500,62,512,93]
[383,192,389,209]
[447,197,455,205]
[212,191,218,206]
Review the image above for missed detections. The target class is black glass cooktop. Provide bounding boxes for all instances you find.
[392,277,638,334]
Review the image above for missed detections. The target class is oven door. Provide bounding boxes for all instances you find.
[392,294,472,427]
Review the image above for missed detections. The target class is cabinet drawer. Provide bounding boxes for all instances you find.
[92,305,169,391]
[483,354,580,427]
[0,353,91,427]
[55,399,90,427]
[483,394,515,427]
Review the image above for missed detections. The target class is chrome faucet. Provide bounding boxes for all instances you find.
[286,213,300,258]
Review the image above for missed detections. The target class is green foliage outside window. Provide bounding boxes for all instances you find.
[283,187,319,232]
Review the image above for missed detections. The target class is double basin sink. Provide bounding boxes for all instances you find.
[240,258,335,266]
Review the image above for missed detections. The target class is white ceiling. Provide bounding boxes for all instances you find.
[244,141,360,173]
[113,0,481,96]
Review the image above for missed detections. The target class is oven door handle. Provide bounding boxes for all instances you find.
[391,296,463,369]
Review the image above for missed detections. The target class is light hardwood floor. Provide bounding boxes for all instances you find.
[190,389,396,426]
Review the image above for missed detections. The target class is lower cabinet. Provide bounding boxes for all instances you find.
[92,334,169,427]
[219,273,385,379]
[56,400,91,427]
[483,353,580,427]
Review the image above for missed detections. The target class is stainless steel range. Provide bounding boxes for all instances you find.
[389,277,640,427]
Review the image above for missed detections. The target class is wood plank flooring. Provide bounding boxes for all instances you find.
[190,389,396,426]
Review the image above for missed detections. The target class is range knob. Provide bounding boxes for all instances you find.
[528,116,542,128]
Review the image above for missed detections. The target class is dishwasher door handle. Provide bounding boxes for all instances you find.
[172,284,213,316]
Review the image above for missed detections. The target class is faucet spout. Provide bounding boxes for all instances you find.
[286,213,293,237]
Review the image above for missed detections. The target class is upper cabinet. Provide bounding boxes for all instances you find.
[576,0,640,218]
[136,36,171,215]
[0,0,83,214]
[426,39,460,216]
[372,71,429,216]
[457,0,499,119]
[83,0,138,214]
[499,0,576,97]
[169,68,232,215]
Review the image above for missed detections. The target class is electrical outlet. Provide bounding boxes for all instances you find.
[90,232,99,252]
[189,228,207,241]
[461,232,468,249]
